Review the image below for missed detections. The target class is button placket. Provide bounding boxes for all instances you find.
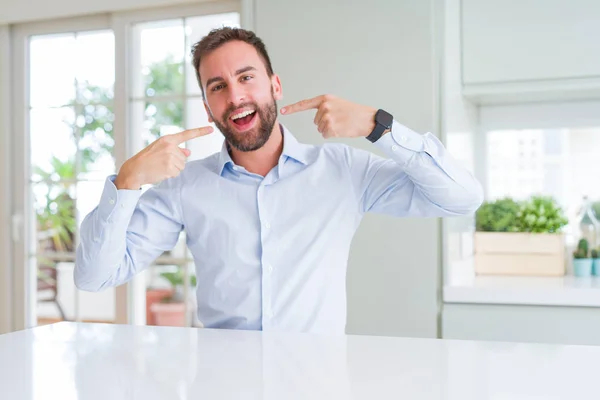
[257,183,274,328]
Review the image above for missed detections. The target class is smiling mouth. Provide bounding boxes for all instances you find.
[230,109,257,130]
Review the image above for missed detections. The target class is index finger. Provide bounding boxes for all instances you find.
[281,96,325,115]
[170,126,214,144]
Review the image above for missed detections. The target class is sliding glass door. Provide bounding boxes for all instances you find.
[12,16,117,328]
[10,1,247,331]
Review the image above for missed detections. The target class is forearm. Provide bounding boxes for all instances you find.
[75,176,142,291]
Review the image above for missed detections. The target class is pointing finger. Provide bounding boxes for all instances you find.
[280,95,325,115]
[171,126,214,144]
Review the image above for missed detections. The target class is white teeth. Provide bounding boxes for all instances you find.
[231,110,256,120]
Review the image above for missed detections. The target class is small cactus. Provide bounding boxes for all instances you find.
[578,238,589,255]
[574,238,590,259]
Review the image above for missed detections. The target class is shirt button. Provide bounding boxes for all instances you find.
[400,136,408,142]
[264,222,271,229]
[266,264,273,273]
[391,145,398,151]
[109,198,115,205]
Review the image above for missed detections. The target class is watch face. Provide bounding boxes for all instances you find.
[377,109,393,128]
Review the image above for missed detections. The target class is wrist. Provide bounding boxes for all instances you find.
[114,167,141,190]
[365,109,393,143]
[363,107,378,137]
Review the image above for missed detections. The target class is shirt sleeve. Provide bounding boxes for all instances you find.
[347,120,483,217]
[75,175,184,291]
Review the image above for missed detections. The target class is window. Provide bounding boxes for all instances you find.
[27,28,116,327]
[485,126,600,243]
[9,3,247,331]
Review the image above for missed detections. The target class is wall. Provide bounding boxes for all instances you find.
[256,0,443,338]
[0,25,11,334]
[0,0,212,24]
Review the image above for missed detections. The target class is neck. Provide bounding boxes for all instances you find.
[228,122,283,176]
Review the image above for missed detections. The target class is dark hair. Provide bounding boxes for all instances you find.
[191,27,274,97]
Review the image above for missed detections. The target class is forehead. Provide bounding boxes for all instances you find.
[199,40,266,83]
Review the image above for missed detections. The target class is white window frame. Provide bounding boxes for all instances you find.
[8,1,254,332]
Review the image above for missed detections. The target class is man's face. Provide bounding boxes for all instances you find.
[200,40,282,152]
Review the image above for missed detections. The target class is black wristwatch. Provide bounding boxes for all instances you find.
[366,109,394,143]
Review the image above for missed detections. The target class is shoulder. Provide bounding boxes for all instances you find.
[316,141,377,167]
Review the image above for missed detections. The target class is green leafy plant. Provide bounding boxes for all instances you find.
[159,268,197,303]
[475,197,521,232]
[591,248,599,259]
[574,238,590,259]
[514,195,568,233]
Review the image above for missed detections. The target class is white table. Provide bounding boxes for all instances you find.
[1,322,598,399]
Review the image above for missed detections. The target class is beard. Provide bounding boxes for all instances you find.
[212,94,278,152]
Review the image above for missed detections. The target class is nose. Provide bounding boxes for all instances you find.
[226,82,246,106]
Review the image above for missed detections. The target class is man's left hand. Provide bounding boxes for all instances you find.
[281,95,377,139]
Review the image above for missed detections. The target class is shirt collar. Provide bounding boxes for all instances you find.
[216,123,312,176]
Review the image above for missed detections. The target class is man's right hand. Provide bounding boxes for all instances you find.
[114,126,214,190]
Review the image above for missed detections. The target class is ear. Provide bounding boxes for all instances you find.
[203,100,214,123]
[271,74,283,101]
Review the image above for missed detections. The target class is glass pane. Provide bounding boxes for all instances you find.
[145,260,196,327]
[486,129,546,202]
[36,256,117,326]
[77,103,116,179]
[33,182,77,255]
[76,180,106,229]
[36,256,73,325]
[184,13,241,95]
[75,30,115,100]
[486,126,600,241]
[134,100,184,146]
[30,107,76,182]
[134,19,184,98]
[30,34,76,108]
[185,97,223,161]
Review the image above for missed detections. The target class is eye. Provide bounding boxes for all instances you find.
[211,83,225,92]
[241,75,253,82]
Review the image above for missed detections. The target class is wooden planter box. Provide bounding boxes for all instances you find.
[474,232,566,276]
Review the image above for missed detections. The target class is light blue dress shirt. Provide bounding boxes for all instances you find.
[75,120,482,335]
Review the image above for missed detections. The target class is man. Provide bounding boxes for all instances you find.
[75,27,482,335]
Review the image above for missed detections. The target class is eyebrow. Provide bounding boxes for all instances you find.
[205,66,257,88]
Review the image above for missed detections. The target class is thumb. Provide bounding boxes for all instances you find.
[180,148,191,157]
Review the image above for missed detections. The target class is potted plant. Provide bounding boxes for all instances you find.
[573,239,592,277]
[475,195,569,276]
[150,268,196,327]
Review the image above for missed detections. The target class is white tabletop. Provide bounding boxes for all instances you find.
[1,322,599,399]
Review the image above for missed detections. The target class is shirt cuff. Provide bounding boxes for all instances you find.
[371,120,425,165]
[97,175,142,223]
